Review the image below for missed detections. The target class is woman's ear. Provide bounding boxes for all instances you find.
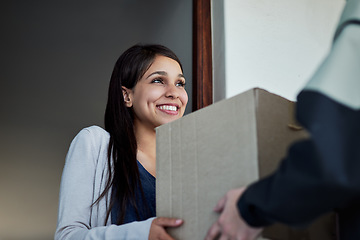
[122,86,133,107]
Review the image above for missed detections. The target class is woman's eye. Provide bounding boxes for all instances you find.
[152,78,163,84]
[176,81,186,87]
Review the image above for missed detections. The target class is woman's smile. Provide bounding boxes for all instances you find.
[156,104,179,115]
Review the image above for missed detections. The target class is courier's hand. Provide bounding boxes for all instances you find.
[149,217,183,240]
[205,187,263,240]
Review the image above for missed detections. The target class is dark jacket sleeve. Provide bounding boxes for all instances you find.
[237,90,360,227]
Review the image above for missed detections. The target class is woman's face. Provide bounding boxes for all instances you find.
[126,55,188,130]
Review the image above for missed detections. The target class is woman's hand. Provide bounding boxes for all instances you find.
[149,217,183,240]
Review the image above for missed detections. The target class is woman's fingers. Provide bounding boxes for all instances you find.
[149,217,183,240]
[153,217,183,227]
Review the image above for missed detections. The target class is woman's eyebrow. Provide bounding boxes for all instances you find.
[146,71,185,79]
[146,71,167,79]
[178,73,185,79]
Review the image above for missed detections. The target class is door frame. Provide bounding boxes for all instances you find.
[193,0,213,111]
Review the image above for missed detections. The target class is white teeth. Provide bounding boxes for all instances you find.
[158,105,177,111]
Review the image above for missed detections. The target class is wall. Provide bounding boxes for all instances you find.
[0,1,192,239]
[212,0,345,102]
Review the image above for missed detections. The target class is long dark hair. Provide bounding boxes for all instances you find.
[93,44,183,224]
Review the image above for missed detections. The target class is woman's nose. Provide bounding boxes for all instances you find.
[165,84,180,99]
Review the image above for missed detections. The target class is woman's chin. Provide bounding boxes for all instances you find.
[157,117,182,127]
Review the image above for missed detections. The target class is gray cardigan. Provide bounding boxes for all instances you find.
[55,126,154,240]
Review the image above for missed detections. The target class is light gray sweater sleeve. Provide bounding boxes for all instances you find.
[55,127,154,240]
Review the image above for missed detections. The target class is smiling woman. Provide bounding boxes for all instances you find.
[55,45,188,240]
[125,55,188,131]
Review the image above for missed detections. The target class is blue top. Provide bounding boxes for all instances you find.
[111,161,156,224]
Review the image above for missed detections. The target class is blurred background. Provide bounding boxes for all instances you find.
[0,1,192,239]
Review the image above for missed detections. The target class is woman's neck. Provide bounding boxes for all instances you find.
[134,121,157,177]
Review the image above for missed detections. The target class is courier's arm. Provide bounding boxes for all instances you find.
[238,90,360,227]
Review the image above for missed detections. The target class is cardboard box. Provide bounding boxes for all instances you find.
[156,88,337,240]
